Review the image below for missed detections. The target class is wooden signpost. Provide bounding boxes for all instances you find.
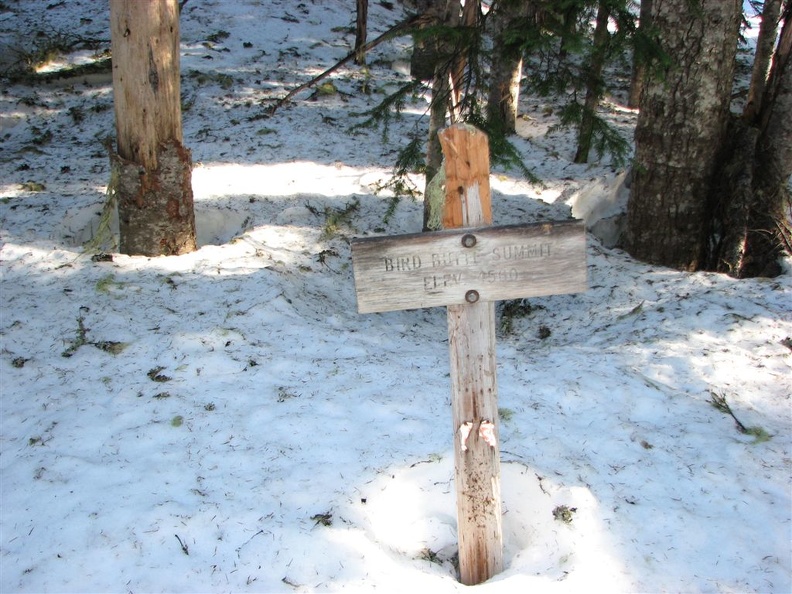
[351,124,587,585]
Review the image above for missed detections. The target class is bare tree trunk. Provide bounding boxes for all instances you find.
[486,0,532,134]
[752,7,792,270]
[425,72,451,193]
[743,0,784,122]
[411,0,444,80]
[628,0,653,108]
[423,0,462,230]
[625,0,742,270]
[574,0,610,163]
[759,2,791,134]
[713,7,792,276]
[109,0,196,256]
[448,0,479,120]
[355,0,368,65]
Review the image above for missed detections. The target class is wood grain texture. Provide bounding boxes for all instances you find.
[351,221,586,313]
[110,0,182,169]
[351,123,588,585]
[439,123,492,229]
[440,124,503,586]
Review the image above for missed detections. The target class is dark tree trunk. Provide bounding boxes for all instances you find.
[109,0,196,256]
[486,0,532,135]
[625,0,742,270]
[448,0,479,120]
[355,0,368,65]
[574,0,610,163]
[410,0,445,80]
[711,7,792,276]
[743,0,783,122]
[751,10,792,272]
[423,0,463,231]
[628,0,653,108]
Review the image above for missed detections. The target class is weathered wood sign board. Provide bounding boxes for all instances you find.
[351,221,586,313]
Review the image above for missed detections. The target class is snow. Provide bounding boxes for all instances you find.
[1,1,790,592]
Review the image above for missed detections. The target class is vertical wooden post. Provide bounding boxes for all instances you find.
[439,124,503,585]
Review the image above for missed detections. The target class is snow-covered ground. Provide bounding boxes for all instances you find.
[1,1,790,592]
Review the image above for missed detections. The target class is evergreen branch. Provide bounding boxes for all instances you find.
[709,391,747,432]
[551,101,630,168]
[349,80,425,142]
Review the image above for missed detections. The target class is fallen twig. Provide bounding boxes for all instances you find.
[174,533,189,556]
[235,529,266,557]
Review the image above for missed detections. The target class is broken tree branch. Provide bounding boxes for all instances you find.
[267,13,429,116]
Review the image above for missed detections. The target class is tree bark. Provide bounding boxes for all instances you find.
[751,9,792,272]
[713,7,792,276]
[449,0,479,120]
[625,0,742,270]
[109,0,197,256]
[423,0,461,230]
[486,0,532,135]
[743,0,784,122]
[410,0,446,81]
[759,2,791,135]
[628,0,653,108]
[355,0,368,65]
[574,0,610,163]
[422,1,481,230]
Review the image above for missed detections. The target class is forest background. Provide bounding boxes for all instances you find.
[0,1,790,592]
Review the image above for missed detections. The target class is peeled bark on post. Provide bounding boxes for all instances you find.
[109,0,197,256]
[439,124,503,586]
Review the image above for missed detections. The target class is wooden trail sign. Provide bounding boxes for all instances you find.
[351,124,587,585]
[351,221,586,314]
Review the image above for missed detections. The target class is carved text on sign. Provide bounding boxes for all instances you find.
[351,220,586,314]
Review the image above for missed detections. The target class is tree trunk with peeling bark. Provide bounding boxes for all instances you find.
[751,9,792,272]
[109,0,197,257]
